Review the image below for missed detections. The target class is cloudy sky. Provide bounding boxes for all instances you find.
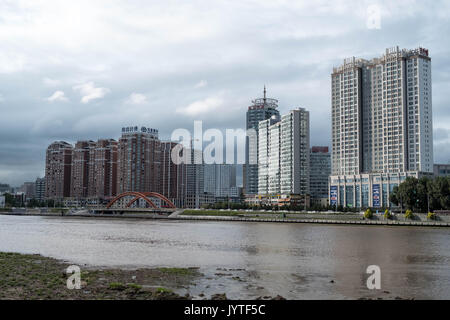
[1,0,450,186]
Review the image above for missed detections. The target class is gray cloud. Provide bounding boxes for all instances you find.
[1,0,450,186]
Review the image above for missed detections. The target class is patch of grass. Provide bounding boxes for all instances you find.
[49,208,69,213]
[156,287,173,294]
[127,283,142,291]
[182,210,244,216]
[108,282,126,290]
[157,267,196,276]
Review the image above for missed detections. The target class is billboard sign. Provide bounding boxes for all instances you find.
[330,186,338,206]
[373,184,380,207]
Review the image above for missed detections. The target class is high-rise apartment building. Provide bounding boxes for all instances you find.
[117,126,161,194]
[160,141,186,207]
[45,141,73,199]
[258,108,310,196]
[185,148,205,208]
[257,116,280,195]
[88,139,118,199]
[71,140,95,199]
[245,87,280,195]
[310,146,331,205]
[204,164,237,197]
[330,47,433,208]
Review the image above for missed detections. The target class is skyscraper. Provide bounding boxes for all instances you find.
[310,146,331,205]
[329,47,433,208]
[257,116,280,195]
[117,126,161,194]
[160,141,186,207]
[88,139,118,199]
[185,147,205,208]
[244,87,280,195]
[258,108,310,196]
[71,140,95,199]
[280,108,310,195]
[45,141,73,200]
[203,164,237,197]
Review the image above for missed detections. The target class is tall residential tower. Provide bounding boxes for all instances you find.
[244,87,280,195]
[330,47,433,208]
[258,108,310,196]
[45,141,73,200]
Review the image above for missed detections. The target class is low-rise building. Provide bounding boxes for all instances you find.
[434,164,450,177]
[329,171,433,209]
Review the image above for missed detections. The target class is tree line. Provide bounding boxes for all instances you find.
[389,176,450,212]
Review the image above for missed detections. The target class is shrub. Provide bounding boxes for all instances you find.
[405,209,413,220]
[384,209,392,220]
[364,208,373,219]
[427,212,436,221]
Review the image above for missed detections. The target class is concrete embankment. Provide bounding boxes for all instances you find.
[174,214,449,227]
[1,210,449,227]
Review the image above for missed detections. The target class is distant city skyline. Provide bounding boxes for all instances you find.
[1,1,450,186]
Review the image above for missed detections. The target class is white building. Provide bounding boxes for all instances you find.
[258,116,280,194]
[258,108,310,196]
[245,87,280,195]
[330,47,433,208]
[0,195,5,208]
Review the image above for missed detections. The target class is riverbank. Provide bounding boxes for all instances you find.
[0,251,416,300]
[0,252,204,300]
[1,209,449,227]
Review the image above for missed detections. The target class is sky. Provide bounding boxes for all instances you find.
[1,0,450,187]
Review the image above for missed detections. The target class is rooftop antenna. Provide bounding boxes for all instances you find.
[263,85,266,104]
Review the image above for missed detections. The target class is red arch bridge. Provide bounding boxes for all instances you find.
[94,192,177,215]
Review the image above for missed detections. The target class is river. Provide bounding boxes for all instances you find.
[0,215,449,299]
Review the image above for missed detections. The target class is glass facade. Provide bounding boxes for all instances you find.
[355,185,361,208]
[345,186,354,207]
[382,184,388,207]
[362,184,369,207]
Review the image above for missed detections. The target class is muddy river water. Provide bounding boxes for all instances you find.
[0,215,449,299]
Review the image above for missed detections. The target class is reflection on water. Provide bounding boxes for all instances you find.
[0,215,449,299]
